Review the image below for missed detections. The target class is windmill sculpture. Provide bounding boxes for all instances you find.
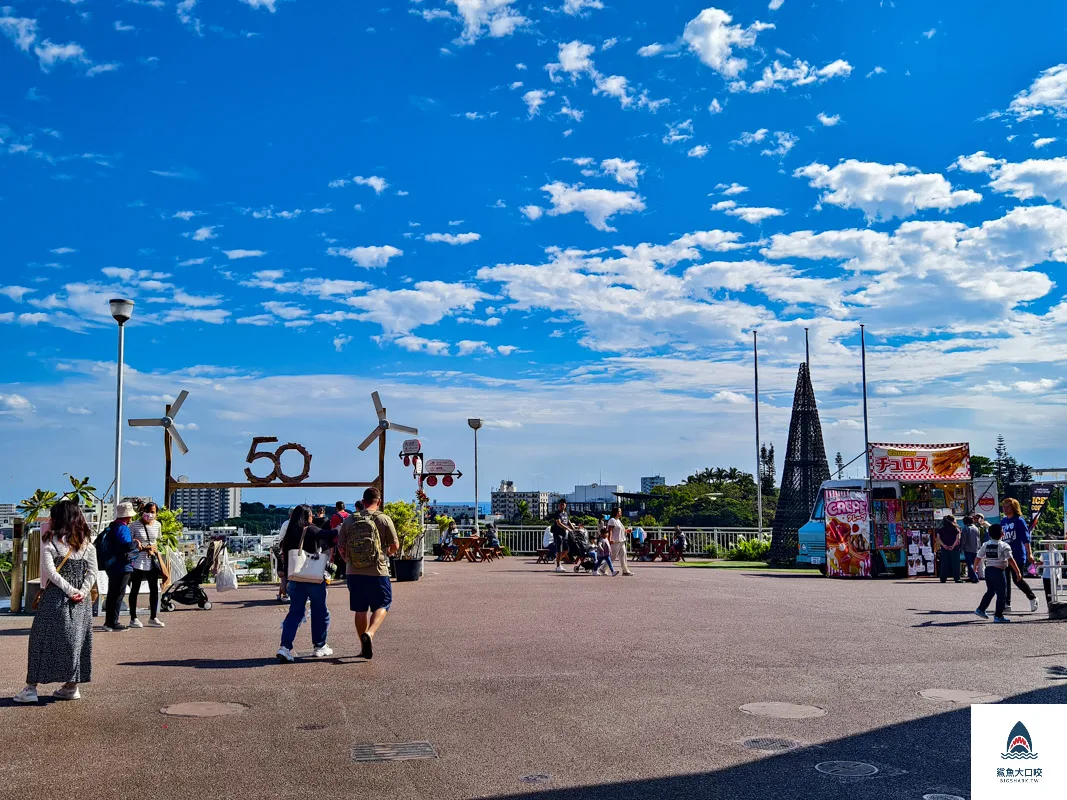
[128,390,191,503]
[358,391,418,502]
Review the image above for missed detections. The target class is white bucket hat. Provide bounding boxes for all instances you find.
[115,501,137,519]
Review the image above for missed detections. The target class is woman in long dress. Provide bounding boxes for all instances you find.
[13,500,98,703]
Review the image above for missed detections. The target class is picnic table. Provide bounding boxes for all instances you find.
[647,538,669,561]
[452,536,481,563]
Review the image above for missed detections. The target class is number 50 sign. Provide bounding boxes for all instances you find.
[244,436,313,485]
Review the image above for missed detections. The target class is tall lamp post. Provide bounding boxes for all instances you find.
[109,298,134,505]
[467,418,482,537]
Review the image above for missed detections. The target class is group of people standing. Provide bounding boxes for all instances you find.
[275,487,399,662]
[548,500,634,577]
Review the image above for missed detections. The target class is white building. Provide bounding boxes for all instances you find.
[564,483,624,515]
[490,481,557,521]
[169,478,241,528]
[428,503,478,521]
[0,503,17,527]
[640,476,666,494]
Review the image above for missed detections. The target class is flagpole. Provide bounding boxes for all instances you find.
[861,324,871,479]
[753,330,763,538]
[805,327,810,370]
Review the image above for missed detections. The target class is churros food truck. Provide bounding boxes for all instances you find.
[797,443,999,577]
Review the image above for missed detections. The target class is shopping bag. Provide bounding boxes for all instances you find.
[215,548,238,592]
[167,549,187,584]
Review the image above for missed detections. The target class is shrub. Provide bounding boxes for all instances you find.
[500,546,511,557]
[726,537,771,561]
[703,543,720,559]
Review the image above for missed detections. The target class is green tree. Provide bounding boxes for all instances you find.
[516,499,530,522]
[382,501,421,557]
[61,475,98,507]
[17,489,58,524]
[759,443,776,495]
[970,455,994,478]
[835,452,845,478]
[154,507,184,552]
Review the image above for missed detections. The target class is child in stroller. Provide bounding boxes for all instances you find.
[568,526,598,573]
[160,541,222,612]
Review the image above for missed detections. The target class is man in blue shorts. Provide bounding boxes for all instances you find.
[338,487,399,659]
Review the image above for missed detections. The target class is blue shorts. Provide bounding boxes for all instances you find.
[346,574,392,612]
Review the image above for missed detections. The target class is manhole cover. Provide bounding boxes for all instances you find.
[923,795,966,800]
[815,761,879,777]
[160,702,249,718]
[740,702,827,719]
[742,737,802,752]
[351,742,438,763]
[918,688,1001,704]
[519,774,552,784]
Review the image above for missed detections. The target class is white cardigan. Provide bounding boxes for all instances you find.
[40,539,98,599]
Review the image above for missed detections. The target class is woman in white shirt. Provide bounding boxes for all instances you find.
[129,502,165,628]
[13,500,98,703]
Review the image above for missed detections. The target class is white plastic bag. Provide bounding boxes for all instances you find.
[167,549,187,583]
[215,548,238,592]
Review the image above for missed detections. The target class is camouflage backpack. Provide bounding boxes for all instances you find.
[343,511,384,570]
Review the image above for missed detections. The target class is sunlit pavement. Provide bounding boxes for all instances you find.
[1,560,1062,799]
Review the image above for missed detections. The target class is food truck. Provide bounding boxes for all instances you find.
[797,443,999,577]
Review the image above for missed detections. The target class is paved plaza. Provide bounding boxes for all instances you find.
[1,559,1064,799]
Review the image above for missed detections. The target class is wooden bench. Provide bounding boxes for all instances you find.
[480,547,502,562]
[535,549,550,564]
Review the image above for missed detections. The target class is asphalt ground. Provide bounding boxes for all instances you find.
[0,559,1064,800]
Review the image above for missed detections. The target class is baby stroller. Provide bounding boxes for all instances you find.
[568,529,597,573]
[160,541,222,612]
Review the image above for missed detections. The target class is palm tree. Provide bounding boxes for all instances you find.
[516,499,530,522]
[711,467,729,483]
[725,467,742,483]
[62,475,98,508]
[17,489,58,524]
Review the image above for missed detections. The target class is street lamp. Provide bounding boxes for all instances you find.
[109,298,134,505]
[467,418,482,537]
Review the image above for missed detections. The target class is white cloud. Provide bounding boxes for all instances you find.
[434,0,528,45]
[715,182,749,195]
[1034,137,1057,149]
[333,334,353,352]
[163,308,229,324]
[222,249,267,259]
[534,182,646,231]
[240,0,277,11]
[0,15,37,52]
[189,225,217,241]
[712,390,749,404]
[523,89,554,117]
[353,175,389,194]
[663,120,694,144]
[34,41,88,72]
[760,131,798,158]
[0,286,34,302]
[722,206,785,224]
[599,158,642,187]
[768,0,785,8]
[262,301,306,320]
[172,210,199,221]
[173,290,223,308]
[562,0,603,14]
[817,112,840,126]
[708,98,723,114]
[711,200,736,211]
[547,40,596,83]
[866,65,886,78]
[425,232,481,245]
[326,245,403,267]
[457,339,492,356]
[66,406,92,415]
[178,257,209,267]
[86,63,120,77]
[240,270,369,298]
[521,205,544,221]
[115,21,135,32]
[341,281,488,334]
[735,58,853,93]
[544,39,666,112]
[497,345,518,356]
[953,153,1067,206]
[733,128,769,146]
[795,159,983,220]
[688,145,709,158]
[679,7,769,78]
[922,28,936,39]
[1009,63,1067,119]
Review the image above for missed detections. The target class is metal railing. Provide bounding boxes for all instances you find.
[424,525,767,556]
[1042,540,1066,606]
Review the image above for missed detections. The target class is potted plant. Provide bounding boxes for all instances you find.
[383,500,424,582]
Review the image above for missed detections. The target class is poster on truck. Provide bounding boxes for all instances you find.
[825,489,872,578]
[868,443,970,482]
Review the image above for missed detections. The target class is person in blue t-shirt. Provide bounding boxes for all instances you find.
[102,502,139,631]
[1000,498,1039,613]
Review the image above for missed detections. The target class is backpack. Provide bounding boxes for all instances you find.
[94,522,115,565]
[343,511,384,570]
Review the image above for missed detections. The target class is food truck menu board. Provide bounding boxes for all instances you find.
[906,530,935,576]
[825,489,872,578]
[873,499,904,549]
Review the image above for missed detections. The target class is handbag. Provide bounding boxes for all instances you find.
[287,527,329,583]
[215,548,238,592]
[32,547,73,611]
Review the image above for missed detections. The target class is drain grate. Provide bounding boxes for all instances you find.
[351,742,438,763]
[815,761,879,777]
[519,774,552,785]
[743,737,802,752]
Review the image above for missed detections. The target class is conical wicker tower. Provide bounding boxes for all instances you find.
[768,363,830,563]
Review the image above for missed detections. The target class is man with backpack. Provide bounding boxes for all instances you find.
[337,487,399,659]
[98,502,138,631]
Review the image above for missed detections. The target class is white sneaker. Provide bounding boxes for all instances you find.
[12,686,38,704]
[147,618,165,628]
[554,565,566,573]
[312,644,334,658]
[1030,597,1040,612]
[1004,604,1012,613]
[129,619,144,629]
[276,646,295,664]
[53,685,81,701]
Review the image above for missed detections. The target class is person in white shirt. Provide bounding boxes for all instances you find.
[129,502,165,628]
[973,524,1022,623]
[607,507,634,576]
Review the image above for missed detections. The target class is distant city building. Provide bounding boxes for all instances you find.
[564,483,624,516]
[428,503,478,522]
[0,503,17,527]
[169,477,241,529]
[490,481,557,521]
[640,476,666,494]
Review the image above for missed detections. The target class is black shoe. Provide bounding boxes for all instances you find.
[360,633,374,659]
[110,623,129,632]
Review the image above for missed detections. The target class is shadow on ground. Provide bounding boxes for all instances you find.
[487,683,1067,800]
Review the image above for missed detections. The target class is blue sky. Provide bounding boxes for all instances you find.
[3,0,1067,506]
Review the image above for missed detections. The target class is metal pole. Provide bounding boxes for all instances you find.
[860,324,871,479]
[805,327,810,370]
[10,518,24,613]
[753,330,763,538]
[473,427,480,538]
[114,321,126,504]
